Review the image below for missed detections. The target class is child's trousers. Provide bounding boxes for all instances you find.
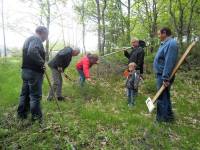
[77,69,86,86]
[127,89,137,105]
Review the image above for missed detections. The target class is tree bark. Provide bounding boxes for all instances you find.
[101,0,107,55]
[127,0,131,42]
[45,0,50,61]
[82,0,86,54]
[186,0,197,45]
[1,0,7,58]
[95,0,102,55]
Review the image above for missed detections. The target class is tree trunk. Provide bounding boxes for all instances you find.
[45,0,50,61]
[150,0,158,52]
[186,0,197,45]
[101,0,107,55]
[95,0,102,55]
[127,0,131,43]
[82,0,86,54]
[1,0,7,58]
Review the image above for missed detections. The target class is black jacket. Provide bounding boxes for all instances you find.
[124,47,145,74]
[48,47,73,71]
[126,71,140,90]
[22,36,45,73]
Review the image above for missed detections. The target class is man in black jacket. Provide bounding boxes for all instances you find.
[47,47,80,101]
[124,37,145,75]
[17,26,48,122]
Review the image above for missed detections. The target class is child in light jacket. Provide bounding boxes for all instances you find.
[125,62,140,107]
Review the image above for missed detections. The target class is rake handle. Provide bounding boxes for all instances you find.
[101,47,131,57]
[44,70,62,113]
[152,41,196,103]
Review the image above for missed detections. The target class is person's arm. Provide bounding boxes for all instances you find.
[83,59,90,79]
[124,50,130,59]
[162,41,178,81]
[27,39,45,67]
[137,49,145,74]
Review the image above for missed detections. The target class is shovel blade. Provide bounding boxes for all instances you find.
[146,97,155,113]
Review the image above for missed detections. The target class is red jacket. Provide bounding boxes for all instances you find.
[76,56,91,78]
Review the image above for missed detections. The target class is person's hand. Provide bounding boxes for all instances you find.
[163,80,170,87]
[42,65,46,71]
[96,60,100,64]
[86,78,96,85]
[86,78,92,82]
[140,74,144,80]
[57,67,63,73]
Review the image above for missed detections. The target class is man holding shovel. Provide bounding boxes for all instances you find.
[17,26,48,122]
[47,47,80,101]
[153,27,178,122]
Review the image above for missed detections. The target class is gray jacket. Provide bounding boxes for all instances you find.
[48,47,73,71]
[22,35,45,73]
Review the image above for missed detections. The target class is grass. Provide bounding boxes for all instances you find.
[0,57,200,149]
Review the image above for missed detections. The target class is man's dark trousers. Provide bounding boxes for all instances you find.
[156,74,174,122]
[17,69,43,121]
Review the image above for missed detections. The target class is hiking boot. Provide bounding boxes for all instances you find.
[128,104,134,107]
[47,97,53,101]
[57,96,65,101]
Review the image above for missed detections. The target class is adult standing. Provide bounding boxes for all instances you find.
[47,47,80,101]
[17,26,48,122]
[153,27,178,122]
[124,37,145,75]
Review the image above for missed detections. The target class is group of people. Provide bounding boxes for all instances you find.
[124,28,178,123]
[47,48,99,101]
[17,26,178,124]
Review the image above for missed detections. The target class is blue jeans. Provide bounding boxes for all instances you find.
[156,74,174,122]
[77,69,85,86]
[17,69,43,121]
[127,89,137,105]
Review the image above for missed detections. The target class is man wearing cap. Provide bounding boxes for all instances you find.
[124,37,145,75]
[17,26,48,122]
[47,47,80,101]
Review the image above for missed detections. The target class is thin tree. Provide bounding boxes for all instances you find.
[101,0,107,55]
[95,0,102,55]
[1,0,7,58]
[81,0,86,54]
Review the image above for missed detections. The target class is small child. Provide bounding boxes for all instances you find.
[76,53,99,86]
[125,62,140,107]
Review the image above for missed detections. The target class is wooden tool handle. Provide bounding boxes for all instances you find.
[152,85,165,103]
[101,47,131,57]
[170,41,196,78]
[152,41,196,103]
[45,71,62,113]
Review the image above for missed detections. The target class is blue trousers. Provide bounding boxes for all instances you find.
[127,89,137,105]
[77,69,85,86]
[17,69,43,121]
[156,75,174,122]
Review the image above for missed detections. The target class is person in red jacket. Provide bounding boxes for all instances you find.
[76,53,99,85]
